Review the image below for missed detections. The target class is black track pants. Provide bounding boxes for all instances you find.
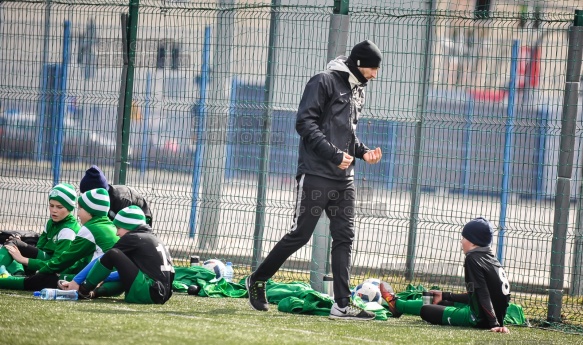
[252,174,356,303]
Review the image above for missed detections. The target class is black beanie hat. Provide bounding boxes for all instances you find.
[462,217,493,247]
[80,165,109,193]
[348,40,382,68]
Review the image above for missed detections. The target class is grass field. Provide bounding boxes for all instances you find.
[1,290,582,345]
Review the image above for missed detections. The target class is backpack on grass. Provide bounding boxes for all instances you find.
[0,230,40,246]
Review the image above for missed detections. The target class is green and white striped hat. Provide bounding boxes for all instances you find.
[113,205,146,231]
[78,188,110,217]
[49,183,77,211]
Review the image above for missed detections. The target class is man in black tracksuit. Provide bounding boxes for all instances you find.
[246,40,383,320]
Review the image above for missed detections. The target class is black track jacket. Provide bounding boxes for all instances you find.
[295,57,371,181]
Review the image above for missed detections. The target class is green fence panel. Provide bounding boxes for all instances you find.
[0,0,582,327]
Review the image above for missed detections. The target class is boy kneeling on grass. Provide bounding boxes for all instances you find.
[61,206,175,304]
[381,217,511,333]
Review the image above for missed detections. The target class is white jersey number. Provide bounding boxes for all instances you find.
[497,267,510,295]
[156,244,174,272]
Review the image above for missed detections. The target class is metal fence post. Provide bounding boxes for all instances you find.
[307,0,350,293]
[36,0,52,162]
[52,20,70,186]
[198,0,235,250]
[568,10,583,297]
[251,0,280,270]
[115,0,139,185]
[548,9,583,322]
[405,0,435,281]
[497,40,520,265]
[189,26,211,238]
[139,71,151,176]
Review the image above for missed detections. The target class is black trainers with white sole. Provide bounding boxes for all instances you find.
[329,301,376,320]
[245,276,268,311]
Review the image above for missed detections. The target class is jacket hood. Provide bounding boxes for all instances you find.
[327,56,350,73]
[327,56,364,88]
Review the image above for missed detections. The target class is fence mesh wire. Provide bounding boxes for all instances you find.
[1,0,583,329]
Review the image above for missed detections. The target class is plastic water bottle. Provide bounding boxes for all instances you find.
[224,262,234,283]
[322,275,334,297]
[422,291,433,305]
[190,255,201,267]
[33,288,78,301]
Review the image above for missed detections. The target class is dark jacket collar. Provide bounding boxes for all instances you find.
[465,246,493,256]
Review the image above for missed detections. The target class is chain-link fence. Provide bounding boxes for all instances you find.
[1,0,583,328]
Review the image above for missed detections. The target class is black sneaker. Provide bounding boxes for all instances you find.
[329,301,376,320]
[245,276,268,311]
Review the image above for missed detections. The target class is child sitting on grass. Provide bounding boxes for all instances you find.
[381,218,511,333]
[80,165,153,226]
[0,188,118,291]
[61,206,174,304]
[38,187,119,275]
[0,183,80,275]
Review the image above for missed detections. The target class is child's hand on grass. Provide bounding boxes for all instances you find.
[490,326,510,333]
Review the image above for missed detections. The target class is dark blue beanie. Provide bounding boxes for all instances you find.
[462,217,493,247]
[80,165,109,193]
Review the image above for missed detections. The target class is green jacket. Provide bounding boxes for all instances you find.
[38,216,118,274]
[27,214,80,271]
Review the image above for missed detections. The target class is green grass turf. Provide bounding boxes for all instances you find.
[1,289,582,345]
